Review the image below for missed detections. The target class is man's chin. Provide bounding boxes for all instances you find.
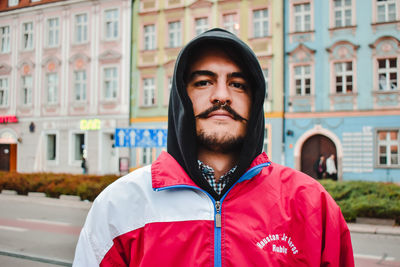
[197,132,244,153]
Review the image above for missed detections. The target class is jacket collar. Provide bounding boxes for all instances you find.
[151,151,270,190]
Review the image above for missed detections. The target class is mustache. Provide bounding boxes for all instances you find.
[194,102,248,122]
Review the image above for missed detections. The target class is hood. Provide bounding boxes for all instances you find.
[167,28,266,200]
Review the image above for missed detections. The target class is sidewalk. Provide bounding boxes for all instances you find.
[348,223,400,236]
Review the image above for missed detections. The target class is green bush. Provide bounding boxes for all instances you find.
[320,180,400,224]
[0,171,119,201]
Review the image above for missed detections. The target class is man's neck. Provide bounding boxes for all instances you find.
[197,148,238,182]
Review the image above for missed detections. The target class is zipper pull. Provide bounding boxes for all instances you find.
[215,201,221,228]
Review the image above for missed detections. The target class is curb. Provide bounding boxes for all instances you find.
[348,223,400,236]
[27,192,46,197]
[0,190,17,195]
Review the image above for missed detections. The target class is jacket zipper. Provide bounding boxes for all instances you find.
[213,162,271,267]
[154,162,271,267]
[215,201,221,227]
[214,200,222,267]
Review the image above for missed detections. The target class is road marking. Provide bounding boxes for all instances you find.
[0,218,82,235]
[18,218,71,226]
[354,253,395,261]
[0,250,72,267]
[0,225,28,232]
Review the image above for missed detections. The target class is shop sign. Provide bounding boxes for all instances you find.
[80,119,101,131]
[0,116,18,124]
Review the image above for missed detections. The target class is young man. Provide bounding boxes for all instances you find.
[73,29,354,266]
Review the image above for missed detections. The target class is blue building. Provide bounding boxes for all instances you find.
[284,0,399,182]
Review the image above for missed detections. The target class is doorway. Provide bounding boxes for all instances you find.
[0,144,17,172]
[301,134,337,180]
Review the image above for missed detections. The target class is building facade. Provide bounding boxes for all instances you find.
[284,0,400,182]
[0,0,131,174]
[130,0,284,168]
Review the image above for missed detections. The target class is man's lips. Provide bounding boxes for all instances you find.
[207,110,234,119]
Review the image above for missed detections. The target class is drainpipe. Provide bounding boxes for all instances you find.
[281,0,287,166]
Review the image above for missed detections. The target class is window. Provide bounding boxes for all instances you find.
[21,75,32,105]
[168,21,181,48]
[47,73,58,104]
[378,58,397,91]
[0,26,10,53]
[47,134,56,161]
[103,67,118,100]
[75,14,88,44]
[168,76,172,94]
[195,17,208,36]
[104,9,119,40]
[334,62,353,93]
[294,65,311,95]
[22,22,34,50]
[143,78,155,106]
[294,3,311,32]
[140,147,152,165]
[74,70,86,101]
[377,130,399,167]
[377,0,396,22]
[223,13,238,35]
[333,0,352,27]
[263,68,269,99]
[263,127,269,153]
[74,133,85,161]
[47,18,59,47]
[144,24,156,50]
[8,0,18,7]
[0,77,8,107]
[253,9,268,38]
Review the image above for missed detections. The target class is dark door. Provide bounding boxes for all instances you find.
[301,135,336,179]
[0,144,10,171]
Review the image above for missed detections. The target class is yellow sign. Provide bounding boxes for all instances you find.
[80,119,101,131]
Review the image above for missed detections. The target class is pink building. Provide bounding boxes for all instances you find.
[0,0,132,174]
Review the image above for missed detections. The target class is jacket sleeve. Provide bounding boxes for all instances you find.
[320,192,355,267]
[73,226,101,267]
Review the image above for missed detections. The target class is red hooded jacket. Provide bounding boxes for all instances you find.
[73,151,354,266]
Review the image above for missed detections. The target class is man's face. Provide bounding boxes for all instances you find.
[186,47,252,153]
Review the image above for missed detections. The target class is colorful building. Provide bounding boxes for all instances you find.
[284,0,400,182]
[130,0,284,167]
[0,0,131,174]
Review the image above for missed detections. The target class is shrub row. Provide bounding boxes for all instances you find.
[0,171,119,201]
[319,179,400,224]
[1,171,399,223]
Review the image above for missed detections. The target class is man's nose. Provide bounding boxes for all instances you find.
[210,81,232,105]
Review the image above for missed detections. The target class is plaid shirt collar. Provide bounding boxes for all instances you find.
[198,160,237,195]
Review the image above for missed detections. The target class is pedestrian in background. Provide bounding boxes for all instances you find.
[73,29,354,267]
[81,157,87,174]
[326,154,337,180]
[314,154,326,179]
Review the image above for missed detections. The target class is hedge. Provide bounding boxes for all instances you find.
[1,171,399,224]
[0,171,119,201]
[320,179,400,224]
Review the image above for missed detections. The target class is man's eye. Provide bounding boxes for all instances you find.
[194,80,211,87]
[230,82,247,90]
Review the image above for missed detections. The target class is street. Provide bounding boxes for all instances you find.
[0,193,90,267]
[0,192,399,267]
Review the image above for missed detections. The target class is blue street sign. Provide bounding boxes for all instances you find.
[115,128,167,148]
